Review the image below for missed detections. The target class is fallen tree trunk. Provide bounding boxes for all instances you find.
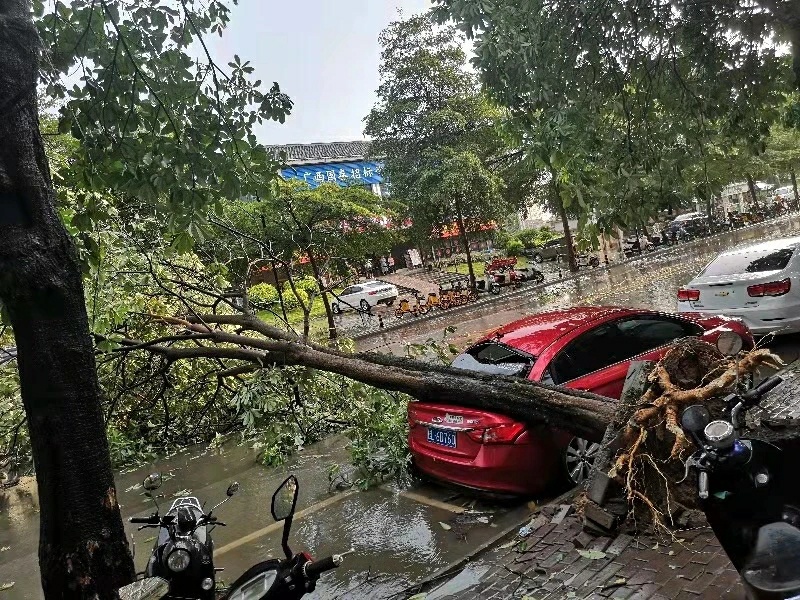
[116,313,616,440]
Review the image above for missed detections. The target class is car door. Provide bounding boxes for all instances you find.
[542,314,702,399]
[339,286,361,310]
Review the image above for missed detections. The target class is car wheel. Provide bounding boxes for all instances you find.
[331,303,341,315]
[564,436,601,485]
[532,253,543,264]
[359,299,370,312]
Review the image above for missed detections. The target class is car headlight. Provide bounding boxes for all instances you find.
[166,548,191,572]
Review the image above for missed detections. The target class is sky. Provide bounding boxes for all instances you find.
[207,0,434,146]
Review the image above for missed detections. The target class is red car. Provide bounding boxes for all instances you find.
[408,306,753,496]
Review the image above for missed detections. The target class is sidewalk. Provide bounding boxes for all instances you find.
[378,269,441,296]
[419,501,744,600]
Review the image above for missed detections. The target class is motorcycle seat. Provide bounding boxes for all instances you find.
[742,522,800,593]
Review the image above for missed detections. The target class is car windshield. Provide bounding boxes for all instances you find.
[700,246,796,276]
[451,342,533,378]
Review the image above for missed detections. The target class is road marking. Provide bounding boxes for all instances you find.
[389,487,465,514]
[215,490,357,557]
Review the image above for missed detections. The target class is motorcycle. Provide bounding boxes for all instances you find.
[130,473,240,599]
[622,236,655,258]
[680,352,800,598]
[222,475,349,599]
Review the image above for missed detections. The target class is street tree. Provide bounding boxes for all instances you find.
[432,0,793,250]
[209,181,401,339]
[1,0,291,595]
[408,149,505,288]
[365,13,514,281]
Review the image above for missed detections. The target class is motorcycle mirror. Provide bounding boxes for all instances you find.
[716,331,743,357]
[272,475,299,560]
[226,482,240,497]
[271,475,299,522]
[143,473,162,492]
[681,405,711,439]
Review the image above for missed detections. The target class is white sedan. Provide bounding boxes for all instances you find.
[677,236,800,335]
[331,280,398,314]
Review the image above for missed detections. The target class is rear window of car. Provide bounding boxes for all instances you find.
[451,342,533,378]
[700,246,796,276]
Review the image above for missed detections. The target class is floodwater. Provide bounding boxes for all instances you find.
[0,435,532,599]
[371,217,800,355]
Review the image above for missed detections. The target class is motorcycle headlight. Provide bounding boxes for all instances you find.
[166,548,191,572]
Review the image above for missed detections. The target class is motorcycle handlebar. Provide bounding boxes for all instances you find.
[129,517,158,524]
[303,555,341,579]
[745,376,783,402]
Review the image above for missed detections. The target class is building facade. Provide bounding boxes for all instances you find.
[267,140,388,197]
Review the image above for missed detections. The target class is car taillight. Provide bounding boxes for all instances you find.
[466,423,526,444]
[368,291,378,295]
[748,278,791,297]
[677,289,700,302]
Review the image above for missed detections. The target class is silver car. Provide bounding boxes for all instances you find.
[331,280,398,313]
[677,236,800,335]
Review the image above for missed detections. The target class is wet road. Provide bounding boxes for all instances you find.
[364,219,800,359]
[0,436,534,599]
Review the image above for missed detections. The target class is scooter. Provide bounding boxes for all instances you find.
[622,236,654,257]
[222,475,349,599]
[680,367,800,598]
[129,473,239,599]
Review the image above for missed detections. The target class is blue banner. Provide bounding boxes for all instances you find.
[280,161,384,189]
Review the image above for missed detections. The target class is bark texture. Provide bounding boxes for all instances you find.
[0,1,134,596]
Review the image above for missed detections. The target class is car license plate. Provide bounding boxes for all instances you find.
[427,427,457,448]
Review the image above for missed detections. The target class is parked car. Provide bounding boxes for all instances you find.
[524,238,567,263]
[408,306,753,496]
[677,236,800,335]
[330,280,398,314]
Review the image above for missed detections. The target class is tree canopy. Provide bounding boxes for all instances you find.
[432,0,796,245]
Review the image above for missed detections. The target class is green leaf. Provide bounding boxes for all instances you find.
[576,549,606,560]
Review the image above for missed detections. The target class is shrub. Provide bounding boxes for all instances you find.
[505,237,524,256]
[248,283,279,307]
[280,282,310,310]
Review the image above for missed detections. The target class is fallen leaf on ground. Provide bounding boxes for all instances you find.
[0,547,8,552]
[577,549,607,560]
[438,522,452,531]
[407,594,427,600]
[601,577,627,590]
[0,582,14,592]
[499,540,517,549]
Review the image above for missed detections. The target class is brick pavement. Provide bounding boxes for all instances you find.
[455,505,745,599]
[415,501,745,600]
